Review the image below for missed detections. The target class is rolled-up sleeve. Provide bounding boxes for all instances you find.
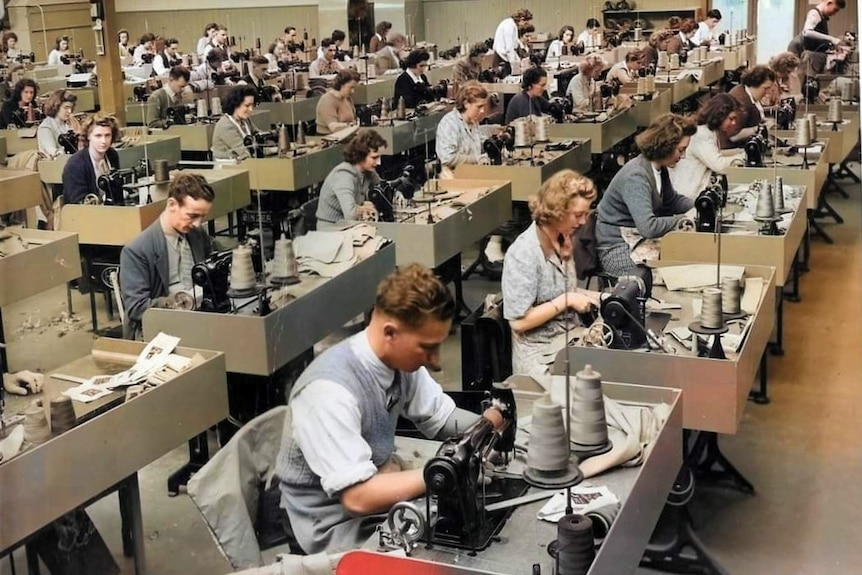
[402,368,456,439]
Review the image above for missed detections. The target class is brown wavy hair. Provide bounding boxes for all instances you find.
[43,90,77,117]
[169,172,215,204]
[697,93,741,131]
[529,169,597,226]
[83,112,120,143]
[375,264,455,327]
[740,65,775,88]
[769,52,800,79]
[343,129,387,163]
[635,113,696,160]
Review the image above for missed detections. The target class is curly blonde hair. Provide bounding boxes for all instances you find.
[635,113,696,161]
[578,54,606,76]
[375,264,455,328]
[529,169,597,226]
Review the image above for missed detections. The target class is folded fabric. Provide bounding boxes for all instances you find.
[294,231,350,264]
[656,264,745,291]
[536,484,619,523]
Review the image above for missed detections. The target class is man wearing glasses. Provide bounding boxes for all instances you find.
[310,38,341,77]
[120,172,217,339]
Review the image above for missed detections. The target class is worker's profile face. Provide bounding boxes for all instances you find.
[324,45,337,61]
[88,125,113,155]
[751,79,774,101]
[167,196,212,233]
[234,96,255,120]
[340,80,357,96]
[119,32,129,45]
[285,29,297,42]
[169,77,188,94]
[562,30,574,44]
[706,17,720,29]
[823,2,841,16]
[463,98,486,123]
[7,37,16,50]
[385,317,451,372]
[554,196,592,241]
[359,149,381,171]
[253,63,267,78]
[57,101,75,121]
[663,136,690,168]
[59,39,69,51]
[719,111,740,135]
[528,77,547,97]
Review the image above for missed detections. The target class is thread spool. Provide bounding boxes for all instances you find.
[270,234,300,285]
[669,53,680,69]
[807,113,817,142]
[196,98,208,119]
[720,277,743,315]
[584,503,621,542]
[754,180,778,220]
[700,287,724,330]
[794,117,812,147]
[210,97,222,117]
[637,76,646,95]
[153,159,169,183]
[23,400,51,445]
[295,121,306,145]
[657,51,669,69]
[552,514,595,575]
[569,365,612,458]
[534,115,549,142]
[840,80,852,102]
[646,75,655,93]
[773,176,790,214]
[229,245,257,293]
[396,96,407,120]
[523,393,582,488]
[512,119,531,147]
[827,97,843,123]
[49,396,77,436]
[277,124,291,155]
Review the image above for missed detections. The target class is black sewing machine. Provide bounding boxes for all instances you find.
[775,97,797,130]
[600,276,650,350]
[97,171,129,206]
[482,127,515,165]
[367,168,415,222]
[423,384,526,552]
[477,62,511,83]
[166,105,190,126]
[57,130,80,155]
[191,250,233,313]
[548,96,572,123]
[744,125,769,167]
[600,78,622,99]
[803,76,820,104]
[243,131,279,158]
[695,183,727,233]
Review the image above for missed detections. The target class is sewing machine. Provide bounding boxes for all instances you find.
[599,276,651,350]
[243,131,279,158]
[422,384,527,552]
[477,62,511,83]
[775,97,797,130]
[695,183,728,233]
[368,168,416,222]
[191,250,233,313]
[482,127,515,165]
[744,125,770,167]
[547,96,573,124]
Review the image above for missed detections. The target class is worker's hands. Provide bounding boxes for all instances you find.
[555,292,598,314]
[735,126,760,140]
[3,370,45,396]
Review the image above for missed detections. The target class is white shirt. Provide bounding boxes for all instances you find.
[607,61,634,84]
[133,44,150,66]
[651,162,663,193]
[47,49,64,66]
[493,17,519,63]
[290,330,455,496]
[669,124,744,199]
[566,73,596,111]
[152,52,174,76]
[406,69,425,84]
[547,40,565,59]
[745,85,765,120]
[577,30,600,49]
[692,21,717,45]
[196,36,210,57]
[36,116,71,157]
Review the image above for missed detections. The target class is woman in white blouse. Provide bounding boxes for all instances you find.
[547,26,575,59]
[37,90,79,158]
[576,19,602,50]
[566,54,605,112]
[48,36,71,66]
[670,93,745,199]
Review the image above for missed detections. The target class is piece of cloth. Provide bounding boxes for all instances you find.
[211,114,259,161]
[596,154,693,275]
[315,89,355,135]
[315,162,379,224]
[502,222,581,382]
[120,219,213,338]
[435,108,483,169]
[493,17,519,63]
[61,147,120,205]
[275,330,456,554]
[505,92,551,123]
[670,124,744,199]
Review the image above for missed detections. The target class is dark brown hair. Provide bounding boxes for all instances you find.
[769,52,800,78]
[635,113,696,160]
[223,85,256,114]
[376,21,392,35]
[697,93,741,130]
[375,264,455,328]
[343,129,387,164]
[741,65,776,88]
[625,49,645,63]
[169,172,215,204]
[43,89,77,117]
[680,19,697,34]
[512,9,534,22]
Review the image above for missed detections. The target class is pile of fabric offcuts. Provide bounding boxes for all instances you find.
[293,224,387,278]
[0,228,29,257]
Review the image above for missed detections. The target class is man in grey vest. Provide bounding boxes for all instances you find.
[276,264,500,554]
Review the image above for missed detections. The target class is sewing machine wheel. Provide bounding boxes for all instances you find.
[386,501,426,547]
[82,193,101,205]
[676,217,696,232]
[585,322,614,348]
[169,291,195,310]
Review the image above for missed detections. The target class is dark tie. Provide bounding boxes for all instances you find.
[659,167,673,197]
[385,371,402,412]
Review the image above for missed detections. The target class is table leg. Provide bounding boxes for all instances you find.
[123,474,146,575]
[770,286,784,356]
[812,193,844,225]
[783,253,801,303]
[24,545,39,575]
[0,306,7,371]
[749,351,770,405]
[808,210,834,244]
[835,160,860,182]
[167,433,210,496]
[826,165,850,198]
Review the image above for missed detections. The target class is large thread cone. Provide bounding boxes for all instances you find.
[754,181,777,220]
[524,393,583,488]
[49,395,77,435]
[552,514,596,575]
[229,246,256,291]
[827,98,843,123]
[270,234,300,285]
[569,365,612,458]
[795,117,811,146]
[807,113,818,142]
[773,177,790,214]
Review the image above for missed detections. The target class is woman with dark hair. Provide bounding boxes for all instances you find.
[4,32,21,60]
[393,49,432,109]
[577,18,602,50]
[316,129,388,228]
[692,9,722,45]
[505,66,551,123]
[211,85,260,161]
[722,65,775,148]
[316,69,359,134]
[596,114,696,276]
[118,29,130,58]
[452,44,485,84]
[670,94,745,198]
[48,36,70,66]
[547,25,576,59]
[37,90,79,158]
[1,78,39,128]
[369,21,392,53]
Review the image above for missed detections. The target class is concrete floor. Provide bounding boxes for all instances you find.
[1,169,860,574]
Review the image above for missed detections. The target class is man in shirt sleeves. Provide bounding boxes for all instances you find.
[275,264,502,554]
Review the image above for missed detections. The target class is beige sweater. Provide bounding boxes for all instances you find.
[315,89,356,134]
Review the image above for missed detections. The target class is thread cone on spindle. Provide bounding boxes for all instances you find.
[807,113,817,142]
[534,116,549,142]
[699,287,725,330]
[569,365,613,458]
[295,121,306,145]
[827,97,843,123]
[754,180,780,221]
[153,159,170,184]
[720,276,745,319]
[228,245,257,294]
[49,395,77,436]
[396,96,406,120]
[196,99,208,119]
[794,117,811,146]
[549,514,595,575]
[523,393,583,489]
[210,97,222,117]
[277,124,291,156]
[773,176,791,214]
[270,234,301,285]
[23,400,51,445]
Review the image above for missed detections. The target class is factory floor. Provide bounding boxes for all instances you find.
[2,170,860,575]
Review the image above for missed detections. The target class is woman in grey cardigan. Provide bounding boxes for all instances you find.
[596,113,696,276]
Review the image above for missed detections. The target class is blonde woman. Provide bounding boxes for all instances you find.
[502,169,600,381]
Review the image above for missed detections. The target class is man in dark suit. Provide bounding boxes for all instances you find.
[147,66,190,128]
[241,56,278,103]
[120,172,216,339]
[61,113,121,204]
